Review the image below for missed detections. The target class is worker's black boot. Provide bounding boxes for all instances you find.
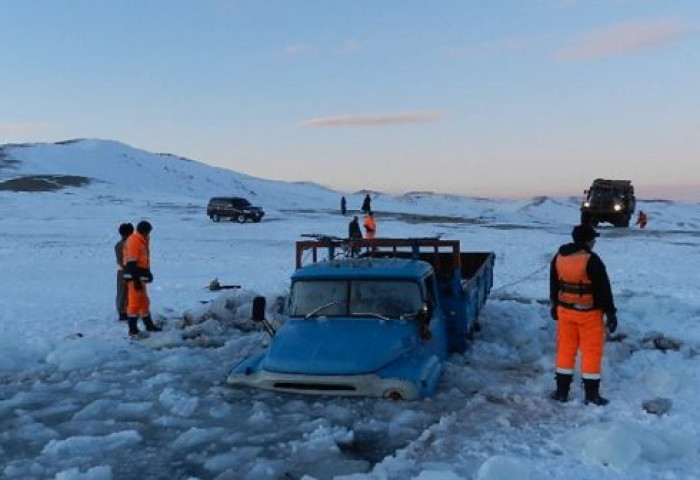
[550,373,573,403]
[583,379,609,406]
[143,315,162,332]
[128,317,141,337]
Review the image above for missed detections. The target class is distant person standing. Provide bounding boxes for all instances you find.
[549,224,617,406]
[348,215,363,240]
[348,215,363,256]
[115,223,134,321]
[340,196,347,216]
[363,212,376,239]
[635,211,648,229]
[361,194,372,214]
[123,221,162,337]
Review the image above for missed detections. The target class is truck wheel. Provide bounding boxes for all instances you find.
[581,212,591,225]
[212,214,220,222]
[384,390,403,401]
[236,214,247,223]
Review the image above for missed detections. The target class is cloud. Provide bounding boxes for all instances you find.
[0,122,50,134]
[300,111,443,127]
[557,18,691,60]
[285,43,314,56]
[338,40,362,54]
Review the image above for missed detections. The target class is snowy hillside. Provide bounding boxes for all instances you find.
[1,139,700,480]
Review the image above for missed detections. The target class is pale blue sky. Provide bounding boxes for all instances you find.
[1,0,699,198]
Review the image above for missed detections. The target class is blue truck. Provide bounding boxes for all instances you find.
[227,238,495,400]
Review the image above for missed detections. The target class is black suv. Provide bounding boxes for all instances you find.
[207,197,265,223]
[580,179,636,227]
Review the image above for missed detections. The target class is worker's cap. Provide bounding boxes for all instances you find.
[118,223,134,236]
[136,220,153,235]
[572,224,599,244]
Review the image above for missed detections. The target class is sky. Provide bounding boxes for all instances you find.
[1,0,699,199]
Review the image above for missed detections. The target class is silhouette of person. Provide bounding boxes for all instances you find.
[361,194,372,214]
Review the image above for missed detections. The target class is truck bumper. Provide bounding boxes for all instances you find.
[226,370,420,400]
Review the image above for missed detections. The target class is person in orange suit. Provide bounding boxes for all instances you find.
[363,212,376,239]
[549,224,617,405]
[635,210,648,229]
[123,220,162,337]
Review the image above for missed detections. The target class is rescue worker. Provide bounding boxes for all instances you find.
[123,220,162,336]
[341,196,347,216]
[348,215,362,239]
[363,212,376,239]
[549,224,617,405]
[115,222,134,321]
[361,193,372,214]
[635,210,648,229]
[348,215,363,255]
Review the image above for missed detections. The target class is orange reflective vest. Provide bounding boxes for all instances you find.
[364,215,375,232]
[555,251,595,310]
[123,232,150,279]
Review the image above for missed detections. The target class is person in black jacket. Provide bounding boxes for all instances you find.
[549,224,617,406]
[115,223,134,321]
[348,216,363,255]
[348,216,362,239]
[361,194,372,214]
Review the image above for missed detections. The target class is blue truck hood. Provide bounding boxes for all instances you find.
[261,317,419,375]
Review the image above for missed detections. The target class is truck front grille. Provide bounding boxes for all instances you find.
[273,382,357,392]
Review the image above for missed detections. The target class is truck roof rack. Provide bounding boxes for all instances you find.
[295,237,461,270]
[592,179,633,188]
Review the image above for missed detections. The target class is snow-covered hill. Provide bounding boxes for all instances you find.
[1,139,700,480]
[0,139,342,209]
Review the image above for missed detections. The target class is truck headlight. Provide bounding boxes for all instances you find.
[583,202,590,208]
[613,204,622,211]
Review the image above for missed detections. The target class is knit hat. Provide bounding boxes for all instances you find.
[572,224,599,244]
[136,221,153,235]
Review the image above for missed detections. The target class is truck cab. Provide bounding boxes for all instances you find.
[227,238,494,400]
[580,179,636,227]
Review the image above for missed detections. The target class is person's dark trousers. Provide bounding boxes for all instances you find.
[143,315,162,332]
[128,317,140,336]
[583,379,609,406]
[116,271,127,321]
[551,373,572,402]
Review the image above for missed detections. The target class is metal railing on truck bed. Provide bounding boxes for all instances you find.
[295,237,492,283]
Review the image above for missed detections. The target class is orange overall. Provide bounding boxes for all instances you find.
[636,211,648,229]
[364,215,376,239]
[555,252,605,380]
[123,232,150,317]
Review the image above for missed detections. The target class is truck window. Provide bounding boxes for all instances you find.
[290,280,422,318]
[350,281,422,318]
[290,281,347,317]
[232,198,251,207]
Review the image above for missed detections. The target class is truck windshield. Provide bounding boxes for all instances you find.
[290,280,423,318]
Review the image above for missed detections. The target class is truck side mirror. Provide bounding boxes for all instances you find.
[252,296,266,322]
[252,296,276,337]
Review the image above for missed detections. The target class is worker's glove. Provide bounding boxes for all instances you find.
[142,270,153,283]
[550,305,558,321]
[133,278,143,291]
[606,312,618,334]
